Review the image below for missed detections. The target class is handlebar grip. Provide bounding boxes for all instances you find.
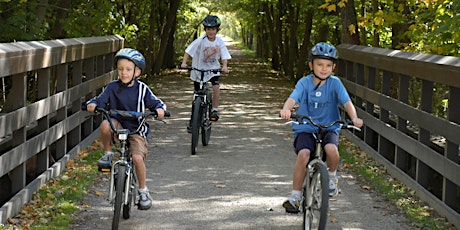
[164,111,171,117]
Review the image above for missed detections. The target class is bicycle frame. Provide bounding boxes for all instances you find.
[107,128,137,206]
[179,66,220,154]
[285,114,360,229]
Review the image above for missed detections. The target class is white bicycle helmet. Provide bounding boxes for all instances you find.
[114,48,146,73]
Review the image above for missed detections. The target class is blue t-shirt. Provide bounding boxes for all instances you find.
[289,74,351,135]
[87,79,166,138]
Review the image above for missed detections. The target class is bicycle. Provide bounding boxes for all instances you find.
[178,66,220,155]
[87,107,170,230]
[284,114,361,230]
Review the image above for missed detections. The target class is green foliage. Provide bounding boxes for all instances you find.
[0,148,101,229]
[339,137,456,229]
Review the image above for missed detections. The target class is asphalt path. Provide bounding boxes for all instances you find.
[72,38,412,230]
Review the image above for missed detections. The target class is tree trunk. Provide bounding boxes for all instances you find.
[339,0,360,44]
[263,2,280,70]
[391,0,411,49]
[152,0,181,75]
[49,0,71,39]
[295,0,314,80]
[372,0,380,47]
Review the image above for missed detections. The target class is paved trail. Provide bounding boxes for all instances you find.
[72,38,412,230]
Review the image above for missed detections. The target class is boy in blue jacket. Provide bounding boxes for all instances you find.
[86,48,167,210]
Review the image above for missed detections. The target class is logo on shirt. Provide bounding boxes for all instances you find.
[203,46,219,63]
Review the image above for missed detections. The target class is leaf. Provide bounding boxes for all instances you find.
[374,16,384,26]
[319,3,329,9]
[95,190,105,196]
[327,4,337,12]
[361,185,371,190]
[419,211,431,217]
[348,24,356,35]
[338,0,347,8]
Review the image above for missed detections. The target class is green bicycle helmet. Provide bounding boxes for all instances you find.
[114,48,146,74]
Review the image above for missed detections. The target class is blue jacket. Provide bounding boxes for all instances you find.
[87,79,166,138]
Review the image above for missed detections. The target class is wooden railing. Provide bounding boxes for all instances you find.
[0,36,124,223]
[337,44,460,228]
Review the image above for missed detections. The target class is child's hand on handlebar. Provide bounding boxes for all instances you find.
[156,108,165,118]
[279,109,291,120]
[86,103,97,113]
[351,118,363,128]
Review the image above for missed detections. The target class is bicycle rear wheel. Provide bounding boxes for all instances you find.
[191,97,202,155]
[112,165,126,230]
[303,163,329,230]
[201,99,212,146]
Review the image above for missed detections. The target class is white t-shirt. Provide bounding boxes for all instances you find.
[185,35,232,82]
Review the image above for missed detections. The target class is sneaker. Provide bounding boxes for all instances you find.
[282,195,302,213]
[210,110,219,121]
[329,176,339,197]
[138,189,152,210]
[97,151,114,169]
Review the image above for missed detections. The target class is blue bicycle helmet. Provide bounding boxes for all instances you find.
[114,48,146,73]
[309,42,339,62]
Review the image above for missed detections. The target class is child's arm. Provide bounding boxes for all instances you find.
[280,98,296,120]
[221,59,229,73]
[344,101,363,128]
[181,53,190,68]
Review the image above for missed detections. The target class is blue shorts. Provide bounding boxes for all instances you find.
[293,131,339,154]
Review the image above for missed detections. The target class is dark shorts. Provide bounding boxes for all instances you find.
[293,131,339,154]
[194,75,220,91]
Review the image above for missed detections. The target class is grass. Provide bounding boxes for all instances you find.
[339,136,456,230]
[0,146,103,230]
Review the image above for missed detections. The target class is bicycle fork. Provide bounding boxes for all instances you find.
[108,160,132,205]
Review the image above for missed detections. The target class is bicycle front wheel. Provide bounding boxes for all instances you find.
[191,97,202,155]
[201,99,212,146]
[303,163,329,230]
[112,165,126,230]
[123,165,135,220]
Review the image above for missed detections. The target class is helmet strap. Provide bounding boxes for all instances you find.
[119,72,136,89]
[313,72,330,90]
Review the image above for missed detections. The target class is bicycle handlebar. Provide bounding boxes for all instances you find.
[285,113,361,132]
[177,66,221,74]
[84,106,170,135]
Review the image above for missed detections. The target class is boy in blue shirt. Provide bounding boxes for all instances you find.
[279,42,363,213]
[86,48,167,210]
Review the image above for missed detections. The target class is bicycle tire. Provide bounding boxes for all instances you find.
[201,98,212,146]
[191,97,202,155]
[303,163,329,230]
[112,165,126,230]
[123,167,134,219]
